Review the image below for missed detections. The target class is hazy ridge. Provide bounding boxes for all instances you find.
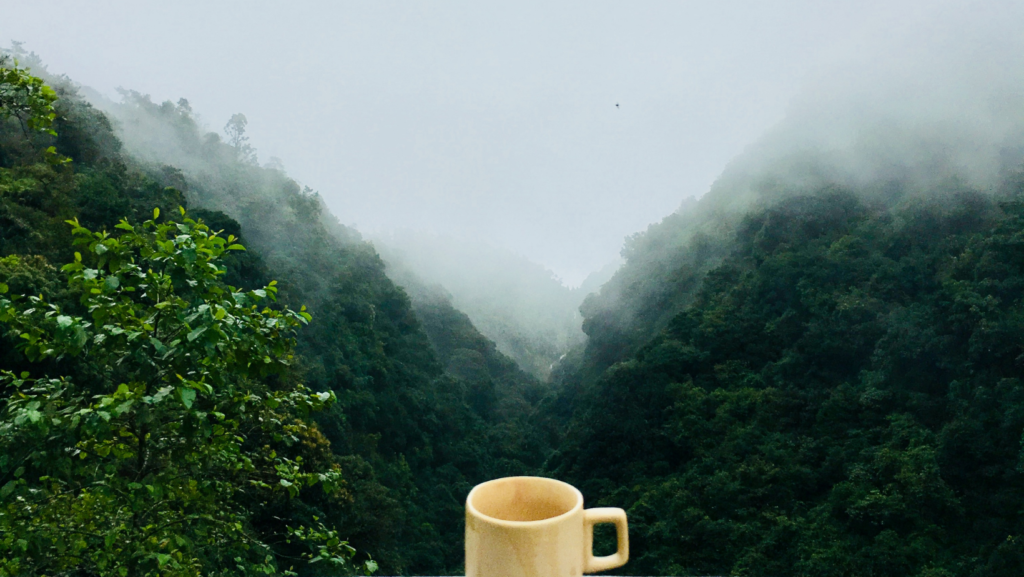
[5,4,1024,573]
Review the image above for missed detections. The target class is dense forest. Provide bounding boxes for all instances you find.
[544,85,1024,575]
[4,44,1024,577]
[0,48,551,575]
[373,231,594,380]
[553,186,1024,575]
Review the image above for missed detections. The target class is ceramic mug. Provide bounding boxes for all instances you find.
[465,476,628,576]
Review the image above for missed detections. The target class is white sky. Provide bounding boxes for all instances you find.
[3,0,1013,285]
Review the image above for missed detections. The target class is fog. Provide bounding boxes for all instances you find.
[6,4,1024,571]
[3,0,984,286]
[7,0,1023,382]
[6,0,1024,288]
[708,1,1024,212]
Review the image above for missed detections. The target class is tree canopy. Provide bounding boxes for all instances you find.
[7,43,1024,577]
[0,49,551,574]
[0,209,378,575]
[551,187,1024,576]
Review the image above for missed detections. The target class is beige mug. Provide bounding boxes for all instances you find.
[465,476,628,576]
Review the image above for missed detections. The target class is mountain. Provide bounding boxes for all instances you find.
[0,49,549,574]
[545,82,1024,574]
[373,230,586,380]
[8,39,1024,577]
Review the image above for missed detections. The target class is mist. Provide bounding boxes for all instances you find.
[710,1,1024,213]
[609,0,1024,279]
[8,2,1024,574]
[8,0,1021,385]
[2,0,979,287]
[8,0,1024,377]
[372,229,595,379]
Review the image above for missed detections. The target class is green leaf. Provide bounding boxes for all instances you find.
[153,207,160,220]
[227,244,246,251]
[0,205,361,573]
[179,388,196,409]
[187,326,207,342]
[150,337,168,355]
[0,282,7,294]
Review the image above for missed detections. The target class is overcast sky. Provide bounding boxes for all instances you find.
[4,0,1017,284]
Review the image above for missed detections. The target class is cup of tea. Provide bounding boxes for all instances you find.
[465,476,628,576]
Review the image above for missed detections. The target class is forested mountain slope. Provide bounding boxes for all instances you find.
[550,181,1024,575]
[9,42,1024,577]
[569,88,1024,390]
[374,231,586,380]
[0,50,549,574]
[544,66,1024,574]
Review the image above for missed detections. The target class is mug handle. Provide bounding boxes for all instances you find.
[583,507,629,573]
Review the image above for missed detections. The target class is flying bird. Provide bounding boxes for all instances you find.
[616,103,620,108]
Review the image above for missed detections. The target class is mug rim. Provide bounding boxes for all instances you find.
[466,476,583,528]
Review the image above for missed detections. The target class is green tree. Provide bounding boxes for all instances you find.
[0,56,56,137]
[553,190,1024,575]
[0,55,68,166]
[0,211,375,576]
[224,113,257,165]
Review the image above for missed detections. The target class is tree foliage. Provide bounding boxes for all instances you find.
[553,188,1024,576]
[0,56,57,137]
[0,212,376,576]
[17,39,1024,577]
[0,48,549,575]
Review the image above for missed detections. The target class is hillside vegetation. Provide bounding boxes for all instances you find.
[373,231,588,381]
[5,45,1024,577]
[0,51,549,575]
[551,179,1024,575]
